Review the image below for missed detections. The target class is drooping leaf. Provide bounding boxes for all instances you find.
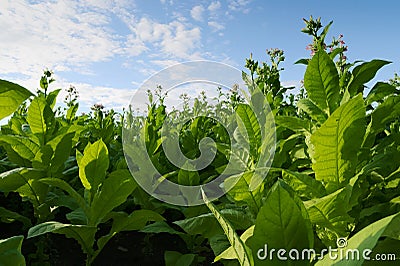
[202,189,253,266]
[38,178,89,215]
[247,180,313,266]
[0,235,25,266]
[0,168,44,192]
[0,135,40,163]
[224,171,264,215]
[0,207,32,228]
[174,208,252,239]
[282,169,326,199]
[363,95,400,148]
[76,139,109,191]
[97,209,164,251]
[297,98,327,124]
[304,50,340,115]
[46,89,61,109]
[0,79,32,121]
[365,82,398,105]
[309,94,365,193]
[89,169,136,226]
[304,187,354,241]
[347,60,391,97]
[274,116,311,134]
[316,213,399,265]
[27,221,96,255]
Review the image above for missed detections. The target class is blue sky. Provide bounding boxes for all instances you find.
[0,0,399,114]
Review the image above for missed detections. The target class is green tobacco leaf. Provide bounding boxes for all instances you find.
[0,168,44,192]
[0,135,40,162]
[77,139,109,191]
[178,168,200,186]
[247,180,313,266]
[140,221,182,235]
[224,171,264,216]
[48,132,75,174]
[363,95,400,148]
[97,209,164,251]
[46,89,61,109]
[0,79,32,121]
[0,235,25,266]
[0,207,32,228]
[294,58,309,65]
[89,169,136,226]
[304,187,354,239]
[282,169,326,199]
[316,213,399,266]
[215,226,254,262]
[38,178,89,215]
[164,251,196,266]
[27,95,55,144]
[274,116,311,134]
[366,82,398,105]
[174,208,252,239]
[347,60,391,97]
[304,50,340,115]
[309,94,365,193]
[236,103,261,157]
[297,98,327,124]
[27,221,96,255]
[202,189,253,266]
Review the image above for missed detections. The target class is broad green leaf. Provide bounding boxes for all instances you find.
[316,213,399,265]
[0,207,32,228]
[48,132,75,174]
[38,178,89,215]
[224,171,264,215]
[304,187,354,241]
[97,209,164,251]
[274,116,311,134]
[46,89,60,109]
[297,98,327,124]
[140,221,182,235]
[0,168,44,192]
[282,169,326,199]
[347,60,391,96]
[89,169,136,226]
[66,103,79,121]
[0,79,32,121]
[174,208,252,239]
[304,50,340,115]
[215,226,254,262]
[0,235,25,266]
[27,221,96,255]
[363,95,400,148]
[0,135,40,162]
[309,94,365,193]
[365,82,398,105]
[164,251,196,266]
[27,95,54,144]
[178,168,200,186]
[236,103,261,157]
[76,139,109,191]
[247,180,313,266]
[202,189,253,266]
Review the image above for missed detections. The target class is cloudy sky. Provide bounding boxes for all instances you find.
[0,0,399,114]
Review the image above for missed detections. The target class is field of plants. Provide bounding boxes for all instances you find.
[1,17,400,265]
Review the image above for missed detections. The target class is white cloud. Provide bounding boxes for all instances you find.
[228,0,251,13]
[208,1,221,12]
[190,5,204,21]
[0,1,120,76]
[208,21,225,32]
